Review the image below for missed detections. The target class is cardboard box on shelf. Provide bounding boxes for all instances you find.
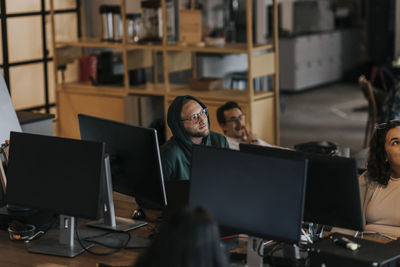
[189,77,222,91]
[179,10,201,45]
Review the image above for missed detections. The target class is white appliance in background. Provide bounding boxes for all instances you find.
[279,28,361,92]
[0,73,21,143]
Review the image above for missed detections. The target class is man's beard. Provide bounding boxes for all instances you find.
[234,125,245,138]
[235,125,245,131]
[186,127,210,138]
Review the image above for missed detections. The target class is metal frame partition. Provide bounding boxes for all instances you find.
[0,0,81,113]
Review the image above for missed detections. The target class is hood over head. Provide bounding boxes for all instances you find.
[167,95,212,156]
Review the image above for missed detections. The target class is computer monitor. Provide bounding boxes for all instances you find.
[239,144,364,232]
[189,145,308,244]
[78,114,167,230]
[6,131,105,257]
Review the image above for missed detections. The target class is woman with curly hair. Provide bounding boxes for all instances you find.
[361,120,400,239]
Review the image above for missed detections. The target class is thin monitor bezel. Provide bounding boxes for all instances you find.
[78,114,167,208]
[239,143,364,232]
[189,145,308,244]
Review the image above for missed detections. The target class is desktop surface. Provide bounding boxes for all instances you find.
[310,233,400,266]
[0,194,397,266]
[0,192,156,266]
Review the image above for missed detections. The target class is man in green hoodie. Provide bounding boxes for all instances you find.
[161,95,229,180]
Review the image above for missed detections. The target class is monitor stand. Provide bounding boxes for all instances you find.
[29,215,93,258]
[247,236,264,267]
[6,204,32,212]
[86,155,147,232]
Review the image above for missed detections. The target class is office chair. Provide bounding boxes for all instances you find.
[359,75,378,148]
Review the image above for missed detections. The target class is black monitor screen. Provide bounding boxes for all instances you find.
[78,114,167,208]
[6,132,105,220]
[189,145,307,244]
[239,144,364,231]
[305,154,363,231]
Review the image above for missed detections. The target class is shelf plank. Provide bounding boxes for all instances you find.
[56,38,124,49]
[126,43,164,51]
[168,85,274,102]
[128,83,166,96]
[165,43,273,54]
[55,38,273,53]
[58,82,127,97]
[58,82,274,101]
[252,44,274,51]
[254,91,275,100]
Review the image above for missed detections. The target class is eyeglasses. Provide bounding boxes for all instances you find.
[375,120,400,130]
[226,114,245,123]
[182,108,208,122]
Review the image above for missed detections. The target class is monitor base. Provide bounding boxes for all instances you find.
[87,216,147,232]
[28,235,93,258]
[6,204,33,212]
[247,236,263,267]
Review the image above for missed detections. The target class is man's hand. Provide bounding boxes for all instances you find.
[242,127,258,144]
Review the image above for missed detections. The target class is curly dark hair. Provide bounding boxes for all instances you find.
[216,101,242,125]
[367,121,400,185]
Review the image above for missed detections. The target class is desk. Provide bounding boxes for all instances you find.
[310,233,400,267]
[230,231,398,267]
[1,195,398,267]
[0,193,159,266]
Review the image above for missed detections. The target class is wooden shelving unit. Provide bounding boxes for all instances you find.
[50,0,280,145]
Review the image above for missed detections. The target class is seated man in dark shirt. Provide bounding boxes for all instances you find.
[161,95,229,180]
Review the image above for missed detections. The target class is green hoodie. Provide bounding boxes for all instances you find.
[160,95,229,180]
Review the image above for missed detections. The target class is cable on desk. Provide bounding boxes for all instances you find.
[264,242,283,258]
[361,231,397,241]
[257,239,275,257]
[82,231,128,249]
[255,238,275,257]
[83,231,147,250]
[355,231,362,238]
[40,214,58,232]
[75,219,132,256]
[257,238,264,257]
[301,228,313,244]
[23,213,58,242]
